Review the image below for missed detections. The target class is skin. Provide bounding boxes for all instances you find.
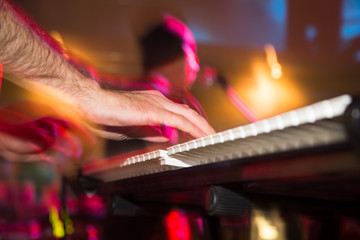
[0,0,215,156]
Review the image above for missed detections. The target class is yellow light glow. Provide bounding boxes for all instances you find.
[270,62,282,79]
[254,216,278,240]
[50,30,64,45]
[233,59,305,119]
[251,207,286,240]
[50,30,70,59]
[49,205,65,238]
[13,79,84,122]
[54,223,65,238]
[265,44,282,79]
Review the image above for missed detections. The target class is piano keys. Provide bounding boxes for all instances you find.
[83,94,356,184]
[77,94,360,240]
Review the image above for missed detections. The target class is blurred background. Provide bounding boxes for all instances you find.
[4,0,360,131]
[1,0,360,239]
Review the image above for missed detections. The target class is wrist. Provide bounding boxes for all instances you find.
[64,75,102,117]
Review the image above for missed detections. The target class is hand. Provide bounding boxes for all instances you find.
[0,0,215,143]
[0,120,82,164]
[77,87,216,142]
[0,102,95,163]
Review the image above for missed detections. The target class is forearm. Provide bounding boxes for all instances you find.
[0,0,99,102]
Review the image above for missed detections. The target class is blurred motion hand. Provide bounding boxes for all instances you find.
[0,0,215,143]
[0,102,95,163]
[77,87,216,142]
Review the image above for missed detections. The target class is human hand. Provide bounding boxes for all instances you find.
[0,118,82,163]
[76,87,216,142]
[0,0,215,143]
[0,102,95,163]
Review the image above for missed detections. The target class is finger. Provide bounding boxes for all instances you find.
[155,108,208,139]
[85,123,170,142]
[84,123,129,141]
[138,136,169,142]
[175,104,216,135]
[152,94,216,136]
[139,91,214,139]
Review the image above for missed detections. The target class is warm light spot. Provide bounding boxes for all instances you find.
[50,30,69,59]
[54,224,65,239]
[264,44,282,79]
[270,62,282,79]
[233,59,305,119]
[50,30,64,46]
[49,205,65,238]
[254,216,278,239]
[19,80,83,121]
[226,87,258,122]
[251,208,285,240]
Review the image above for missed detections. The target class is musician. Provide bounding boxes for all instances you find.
[138,14,208,143]
[105,14,209,156]
[0,0,215,159]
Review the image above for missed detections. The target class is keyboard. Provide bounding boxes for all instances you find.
[82,94,354,183]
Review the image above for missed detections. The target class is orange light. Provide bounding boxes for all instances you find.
[234,59,305,119]
[254,215,279,239]
[264,44,282,79]
[50,30,70,59]
[251,208,286,240]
